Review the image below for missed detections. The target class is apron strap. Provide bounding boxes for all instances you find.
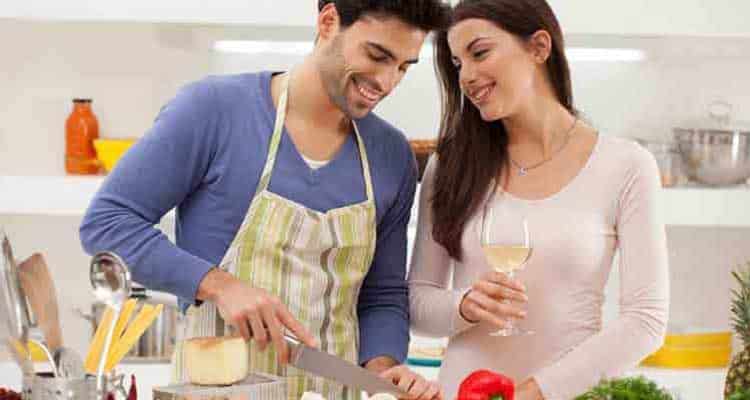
[352,122,375,204]
[256,72,290,195]
[257,71,375,204]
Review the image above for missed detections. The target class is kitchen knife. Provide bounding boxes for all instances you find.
[284,335,407,398]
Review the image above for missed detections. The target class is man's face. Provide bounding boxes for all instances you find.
[317,14,427,119]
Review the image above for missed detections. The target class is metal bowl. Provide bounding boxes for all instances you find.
[674,128,750,186]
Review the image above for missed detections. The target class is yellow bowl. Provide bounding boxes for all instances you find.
[94,138,136,172]
[664,331,732,347]
[641,344,731,368]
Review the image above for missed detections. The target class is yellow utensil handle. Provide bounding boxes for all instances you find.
[105,304,163,372]
[84,306,115,375]
[113,299,138,341]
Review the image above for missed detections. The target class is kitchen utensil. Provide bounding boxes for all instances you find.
[104,303,163,373]
[89,251,132,398]
[17,253,63,352]
[284,335,407,397]
[674,101,750,186]
[22,372,98,400]
[0,230,59,377]
[85,306,115,374]
[78,297,178,361]
[152,373,287,400]
[53,347,86,379]
[0,229,34,376]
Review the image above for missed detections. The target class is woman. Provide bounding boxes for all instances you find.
[408,0,669,399]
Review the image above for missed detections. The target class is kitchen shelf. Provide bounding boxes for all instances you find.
[2,176,750,227]
[0,175,174,219]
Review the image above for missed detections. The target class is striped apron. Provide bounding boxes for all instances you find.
[172,72,377,400]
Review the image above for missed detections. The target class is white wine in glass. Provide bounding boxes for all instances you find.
[480,197,533,337]
[482,245,531,274]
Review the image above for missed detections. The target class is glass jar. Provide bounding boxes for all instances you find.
[65,99,100,175]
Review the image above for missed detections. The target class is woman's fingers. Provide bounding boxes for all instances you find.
[465,289,527,321]
[473,279,528,303]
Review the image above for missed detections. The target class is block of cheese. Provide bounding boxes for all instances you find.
[184,336,249,385]
[368,393,398,400]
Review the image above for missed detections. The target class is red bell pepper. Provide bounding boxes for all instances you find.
[457,369,514,400]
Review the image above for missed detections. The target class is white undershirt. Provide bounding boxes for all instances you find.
[300,154,330,170]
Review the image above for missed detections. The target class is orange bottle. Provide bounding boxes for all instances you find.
[65,98,100,174]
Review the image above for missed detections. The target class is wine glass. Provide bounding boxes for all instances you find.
[480,194,533,336]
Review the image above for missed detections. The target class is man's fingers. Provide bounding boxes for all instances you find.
[245,312,267,350]
[408,377,429,400]
[422,384,442,400]
[277,306,317,348]
[262,307,289,364]
[396,371,416,397]
[234,314,251,341]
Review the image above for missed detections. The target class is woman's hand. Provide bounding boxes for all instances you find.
[459,271,528,328]
[516,378,544,400]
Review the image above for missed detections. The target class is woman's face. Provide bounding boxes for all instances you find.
[447,18,541,122]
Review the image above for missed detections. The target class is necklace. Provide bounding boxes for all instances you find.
[509,117,578,176]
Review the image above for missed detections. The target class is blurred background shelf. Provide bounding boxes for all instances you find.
[0,175,174,219]
[2,175,750,227]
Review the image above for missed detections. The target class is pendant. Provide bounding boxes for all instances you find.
[518,167,527,176]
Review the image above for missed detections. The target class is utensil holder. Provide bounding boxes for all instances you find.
[23,372,126,400]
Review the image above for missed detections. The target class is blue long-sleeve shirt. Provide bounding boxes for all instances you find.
[79,72,417,364]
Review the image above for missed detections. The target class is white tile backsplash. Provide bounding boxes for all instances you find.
[1,19,750,363]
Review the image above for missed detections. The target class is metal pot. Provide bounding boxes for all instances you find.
[674,101,750,186]
[76,293,179,362]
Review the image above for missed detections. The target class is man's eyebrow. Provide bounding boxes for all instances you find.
[367,42,419,64]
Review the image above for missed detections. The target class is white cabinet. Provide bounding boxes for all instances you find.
[1,0,317,26]
[548,0,750,37]
[3,0,749,38]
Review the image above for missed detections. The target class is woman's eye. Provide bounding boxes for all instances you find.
[473,50,488,59]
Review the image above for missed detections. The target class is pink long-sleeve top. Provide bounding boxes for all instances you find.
[408,135,670,399]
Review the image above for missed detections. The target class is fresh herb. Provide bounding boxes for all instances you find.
[574,376,673,400]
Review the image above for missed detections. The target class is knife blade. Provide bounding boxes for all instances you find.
[284,335,407,397]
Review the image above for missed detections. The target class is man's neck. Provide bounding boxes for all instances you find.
[273,58,351,136]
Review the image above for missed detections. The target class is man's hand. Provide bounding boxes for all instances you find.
[378,365,443,400]
[516,378,544,400]
[197,268,317,364]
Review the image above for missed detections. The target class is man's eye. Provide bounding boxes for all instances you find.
[369,52,388,62]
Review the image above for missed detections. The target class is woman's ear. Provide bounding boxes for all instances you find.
[317,3,341,42]
[528,30,552,64]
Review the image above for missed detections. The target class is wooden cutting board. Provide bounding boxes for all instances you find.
[17,253,63,351]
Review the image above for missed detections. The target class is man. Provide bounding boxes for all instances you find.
[80,1,449,399]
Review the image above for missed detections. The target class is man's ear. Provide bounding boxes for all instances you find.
[317,2,341,42]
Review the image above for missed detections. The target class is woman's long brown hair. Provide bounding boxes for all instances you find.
[432,0,576,260]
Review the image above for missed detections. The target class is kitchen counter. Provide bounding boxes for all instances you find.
[0,361,726,399]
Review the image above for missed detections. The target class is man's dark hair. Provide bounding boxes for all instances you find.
[317,0,450,32]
